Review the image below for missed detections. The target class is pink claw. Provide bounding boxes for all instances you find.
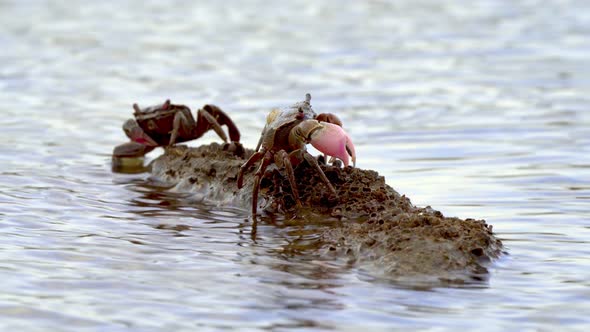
[310,122,356,167]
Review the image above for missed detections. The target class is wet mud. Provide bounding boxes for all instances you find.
[150,143,503,284]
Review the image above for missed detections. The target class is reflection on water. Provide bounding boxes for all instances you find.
[1,0,590,330]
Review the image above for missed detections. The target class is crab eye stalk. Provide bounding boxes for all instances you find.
[296,106,305,120]
[133,103,141,114]
[305,93,311,103]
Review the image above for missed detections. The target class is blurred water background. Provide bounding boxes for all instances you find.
[1,0,589,330]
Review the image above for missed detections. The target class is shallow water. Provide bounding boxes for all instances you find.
[1,0,590,330]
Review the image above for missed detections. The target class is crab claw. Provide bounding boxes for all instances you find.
[113,141,155,158]
[315,113,343,127]
[123,119,158,146]
[309,121,356,167]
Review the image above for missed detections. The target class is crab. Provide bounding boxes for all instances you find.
[112,99,241,158]
[237,93,356,216]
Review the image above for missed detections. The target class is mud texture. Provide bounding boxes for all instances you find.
[150,143,503,284]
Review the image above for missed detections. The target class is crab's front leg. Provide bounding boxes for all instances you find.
[292,120,356,167]
[314,113,357,166]
[255,127,266,152]
[315,113,342,127]
[317,121,356,167]
[113,119,158,158]
[195,105,241,143]
[113,141,156,158]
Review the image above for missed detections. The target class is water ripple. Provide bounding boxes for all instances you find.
[1,0,590,330]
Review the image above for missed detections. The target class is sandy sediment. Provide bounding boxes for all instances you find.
[149,143,503,284]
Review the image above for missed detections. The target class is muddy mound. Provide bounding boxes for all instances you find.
[150,143,503,284]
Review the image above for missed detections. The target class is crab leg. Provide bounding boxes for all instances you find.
[200,105,241,142]
[170,111,195,146]
[255,127,266,152]
[113,119,158,158]
[112,141,156,158]
[314,113,344,163]
[196,108,228,143]
[275,150,303,208]
[315,113,342,127]
[122,119,158,146]
[237,151,264,189]
[302,151,337,196]
[251,151,273,216]
[309,121,356,167]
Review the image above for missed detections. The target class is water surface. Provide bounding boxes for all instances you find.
[1,0,589,330]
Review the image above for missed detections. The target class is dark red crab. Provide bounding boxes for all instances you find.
[237,93,356,216]
[113,99,241,158]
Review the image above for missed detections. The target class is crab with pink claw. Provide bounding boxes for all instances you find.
[237,93,356,216]
[113,99,241,158]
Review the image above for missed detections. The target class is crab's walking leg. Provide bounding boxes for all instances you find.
[195,108,228,143]
[199,105,241,142]
[251,151,273,216]
[275,150,303,208]
[170,110,195,146]
[255,127,266,152]
[303,151,337,196]
[286,148,337,198]
[237,151,264,189]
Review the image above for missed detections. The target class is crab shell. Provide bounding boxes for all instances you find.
[133,100,193,146]
[265,93,315,130]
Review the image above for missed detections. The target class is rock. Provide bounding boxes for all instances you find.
[149,143,503,285]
